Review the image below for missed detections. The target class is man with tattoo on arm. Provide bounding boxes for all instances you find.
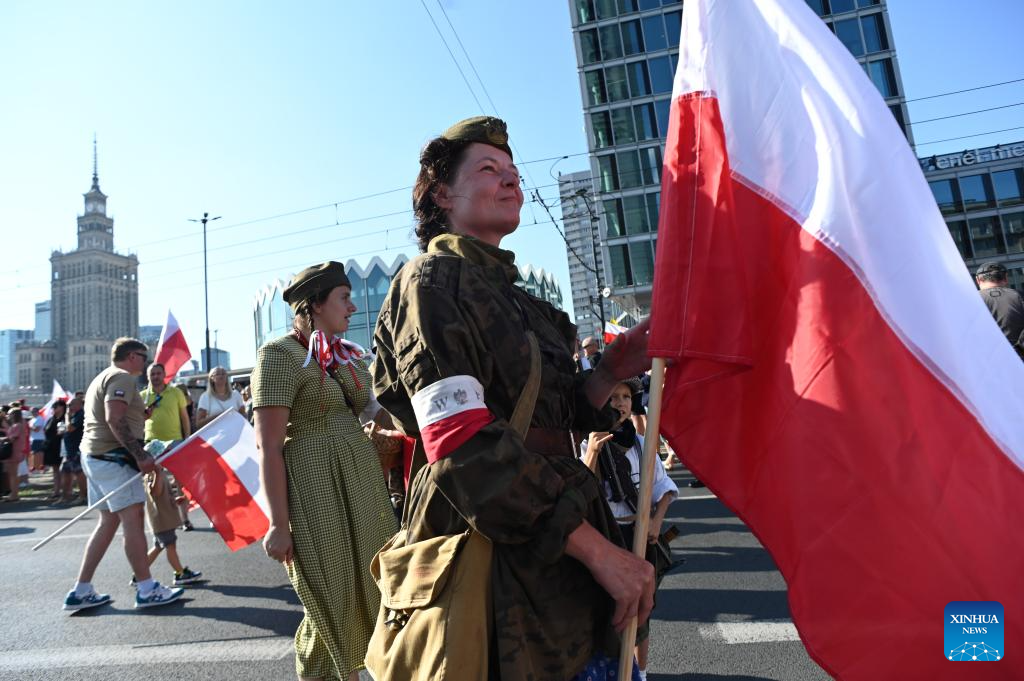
[63,337,185,611]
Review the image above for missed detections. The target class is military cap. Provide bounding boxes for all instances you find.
[976,261,1008,277]
[283,261,351,307]
[442,116,513,159]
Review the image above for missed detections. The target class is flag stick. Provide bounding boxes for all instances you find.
[26,420,220,553]
[618,356,668,679]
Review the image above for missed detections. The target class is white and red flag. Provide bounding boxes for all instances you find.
[153,309,192,383]
[41,379,72,418]
[160,410,269,551]
[649,0,1023,678]
[603,319,627,346]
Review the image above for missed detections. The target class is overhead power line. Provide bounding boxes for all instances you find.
[914,101,1024,125]
[905,77,1024,104]
[914,126,1024,148]
[418,0,485,112]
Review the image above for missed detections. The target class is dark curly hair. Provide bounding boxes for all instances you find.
[412,136,473,252]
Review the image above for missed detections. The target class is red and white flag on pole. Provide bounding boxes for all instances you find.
[41,379,72,418]
[153,309,192,383]
[603,319,627,346]
[160,410,269,551]
[649,1,1024,678]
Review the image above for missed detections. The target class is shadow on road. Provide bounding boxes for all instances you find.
[675,545,779,573]
[0,525,35,536]
[654,587,791,623]
[203,583,300,605]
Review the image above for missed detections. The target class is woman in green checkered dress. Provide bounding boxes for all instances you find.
[251,262,398,681]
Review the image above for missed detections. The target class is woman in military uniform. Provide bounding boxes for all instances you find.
[372,117,655,681]
[252,262,397,681]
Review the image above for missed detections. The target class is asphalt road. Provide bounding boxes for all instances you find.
[0,469,830,681]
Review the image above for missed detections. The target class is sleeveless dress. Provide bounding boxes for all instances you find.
[251,334,397,679]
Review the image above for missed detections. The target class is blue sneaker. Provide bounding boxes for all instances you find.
[134,582,184,609]
[63,589,111,611]
[173,567,203,586]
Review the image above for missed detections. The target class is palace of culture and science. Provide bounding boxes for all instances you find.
[16,142,139,392]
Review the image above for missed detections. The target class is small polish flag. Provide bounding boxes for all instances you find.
[160,410,269,551]
[153,309,192,383]
[40,379,72,419]
[603,319,627,346]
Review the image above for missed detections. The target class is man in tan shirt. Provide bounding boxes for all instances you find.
[63,337,184,611]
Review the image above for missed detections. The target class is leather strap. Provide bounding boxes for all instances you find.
[508,331,541,439]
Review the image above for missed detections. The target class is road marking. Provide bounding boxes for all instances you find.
[679,494,717,501]
[0,637,294,670]
[3,532,101,544]
[698,620,801,644]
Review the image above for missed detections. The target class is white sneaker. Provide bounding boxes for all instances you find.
[134,582,184,609]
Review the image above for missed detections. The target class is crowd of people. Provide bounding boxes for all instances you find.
[12,114,1022,681]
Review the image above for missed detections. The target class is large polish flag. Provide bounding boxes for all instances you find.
[153,309,192,383]
[649,0,1024,678]
[160,410,270,551]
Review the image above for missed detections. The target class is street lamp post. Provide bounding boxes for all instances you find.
[188,212,221,373]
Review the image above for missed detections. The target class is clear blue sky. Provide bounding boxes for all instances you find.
[1,0,1021,368]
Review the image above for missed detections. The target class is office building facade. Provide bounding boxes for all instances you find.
[0,330,33,388]
[924,142,1024,289]
[567,0,910,317]
[34,301,51,343]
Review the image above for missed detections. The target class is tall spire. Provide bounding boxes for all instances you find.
[91,133,99,190]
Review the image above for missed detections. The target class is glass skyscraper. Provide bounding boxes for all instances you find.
[567,0,910,317]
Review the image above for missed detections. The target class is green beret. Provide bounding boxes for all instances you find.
[282,261,351,308]
[442,116,513,159]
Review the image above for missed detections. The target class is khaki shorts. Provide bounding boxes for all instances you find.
[82,455,146,513]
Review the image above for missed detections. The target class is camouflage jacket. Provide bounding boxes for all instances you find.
[373,234,621,681]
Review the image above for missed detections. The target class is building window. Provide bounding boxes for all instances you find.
[959,174,994,210]
[889,104,906,132]
[617,150,643,189]
[611,107,636,145]
[595,0,617,19]
[585,70,606,106]
[1004,212,1024,254]
[969,216,1004,257]
[829,0,856,14]
[649,55,674,94]
[606,65,629,101]
[627,60,651,96]
[868,58,897,98]
[622,19,644,55]
[642,14,668,51]
[861,13,888,53]
[633,102,658,140]
[857,0,880,7]
[946,221,971,259]
[640,146,663,185]
[929,179,961,215]
[576,0,596,24]
[806,0,827,15]
[665,10,681,47]
[618,0,640,12]
[623,195,651,234]
[604,199,625,237]
[834,18,863,56]
[580,29,600,64]
[592,111,612,148]
[638,0,660,10]
[654,97,672,136]
[599,25,623,59]
[647,192,661,230]
[609,244,634,287]
[993,169,1023,207]
[629,242,655,286]
[598,155,619,192]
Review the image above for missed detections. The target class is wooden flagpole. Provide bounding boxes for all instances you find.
[617,356,668,679]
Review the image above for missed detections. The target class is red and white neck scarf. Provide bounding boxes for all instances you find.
[292,329,366,389]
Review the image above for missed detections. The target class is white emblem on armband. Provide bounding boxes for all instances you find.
[411,375,488,428]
